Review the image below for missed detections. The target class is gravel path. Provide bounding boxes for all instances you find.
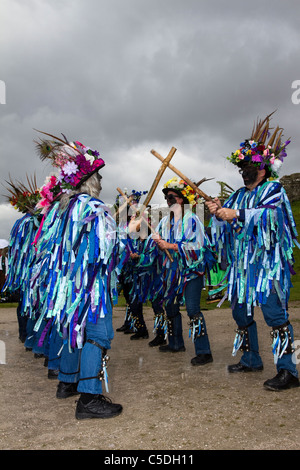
[0,303,299,451]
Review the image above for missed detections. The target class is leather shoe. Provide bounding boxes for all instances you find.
[159,344,186,353]
[123,327,134,334]
[116,324,127,332]
[149,336,166,347]
[130,331,149,340]
[263,369,300,391]
[228,362,263,373]
[56,381,79,399]
[191,354,213,366]
[75,394,123,419]
[48,369,59,380]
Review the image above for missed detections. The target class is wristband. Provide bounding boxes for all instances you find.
[231,218,240,231]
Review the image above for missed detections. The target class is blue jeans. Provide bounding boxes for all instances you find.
[24,316,47,355]
[232,292,298,377]
[166,275,211,355]
[58,309,114,394]
[45,324,63,371]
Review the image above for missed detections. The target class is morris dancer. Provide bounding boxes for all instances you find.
[137,176,215,365]
[31,131,127,419]
[2,177,42,346]
[115,189,149,339]
[206,113,299,391]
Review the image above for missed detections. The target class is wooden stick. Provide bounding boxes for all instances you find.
[114,194,134,220]
[139,146,177,213]
[151,149,212,202]
[150,151,244,234]
[117,187,174,263]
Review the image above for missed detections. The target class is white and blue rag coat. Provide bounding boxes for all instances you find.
[29,194,127,350]
[3,212,40,316]
[138,209,215,305]
[210,180,299,312]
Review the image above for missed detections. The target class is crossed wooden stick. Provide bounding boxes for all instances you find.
[150,149,212,202]
[116,146,215,263]
[117,147,177,262]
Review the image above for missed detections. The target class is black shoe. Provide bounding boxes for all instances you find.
[228,362,263,373]
[130,331,149,340]
[123,327,135,334]
[159,344,186,353]
[34,353,44,359]
[116,324,129,332]
[75,394,123,420]
[191,354,213,366]
[48,369,59,380]
[148,336,166,347]
[56,381,79,399]
[263,369,300,391]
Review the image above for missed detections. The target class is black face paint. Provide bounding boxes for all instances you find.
[164,194,178,206]
[240,165,258,186]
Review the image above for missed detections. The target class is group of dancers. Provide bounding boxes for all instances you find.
[2,113,299,420]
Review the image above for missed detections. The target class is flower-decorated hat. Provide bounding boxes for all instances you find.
[4,175,41,214]
[162,176,200,206]
[128,189,148,203]
[115,188,148,206]
[34,130,105,212]
[227,112,290,178]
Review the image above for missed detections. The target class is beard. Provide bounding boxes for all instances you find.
[241,166,259,187]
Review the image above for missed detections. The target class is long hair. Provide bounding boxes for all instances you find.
[58,172,102,212]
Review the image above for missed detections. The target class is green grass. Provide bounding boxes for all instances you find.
[0,302,18,309]
[289,200,300,301]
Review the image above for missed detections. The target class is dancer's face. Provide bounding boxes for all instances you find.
[239,164,259,187]
[164,191,182,207]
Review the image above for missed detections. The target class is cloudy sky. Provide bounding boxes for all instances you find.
[1,0,300,240]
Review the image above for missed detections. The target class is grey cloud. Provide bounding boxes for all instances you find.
[1,0,300,238]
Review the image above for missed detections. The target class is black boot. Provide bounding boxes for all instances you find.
[191,354,213,366]
[56,381,79,399]
[228,362,263,373]
[148,335,166,347]
[75,394,123,419]
[48,369,59,380]
[263,370,300,391]
[116,324,128,332]
[130,330,149,340]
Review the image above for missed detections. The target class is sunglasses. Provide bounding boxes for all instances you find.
[164,194,181,201]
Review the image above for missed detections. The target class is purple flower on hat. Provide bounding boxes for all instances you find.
[252,154,263,162]
[63,161,78,176]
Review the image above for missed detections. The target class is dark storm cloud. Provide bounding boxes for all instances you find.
[0,0,300,238]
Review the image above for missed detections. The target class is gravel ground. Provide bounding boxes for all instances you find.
[0,302,299,451]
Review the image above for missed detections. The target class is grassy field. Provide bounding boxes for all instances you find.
[289,200,300,301]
